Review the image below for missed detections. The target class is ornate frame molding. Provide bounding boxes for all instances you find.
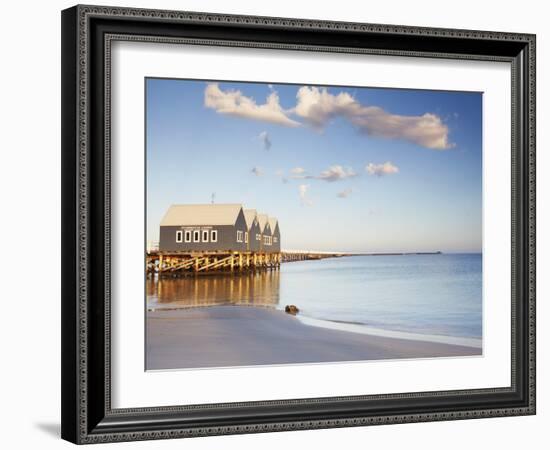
[61,4,536,444]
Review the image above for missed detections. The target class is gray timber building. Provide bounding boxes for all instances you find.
[159,204,281,254]
[268,217,281,253]
[256,213,272,253]
[243,209,261,252]
[159,204,248,252]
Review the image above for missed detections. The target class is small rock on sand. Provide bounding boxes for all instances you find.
[285,305,299,315]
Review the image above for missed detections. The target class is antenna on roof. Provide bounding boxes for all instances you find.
[211,192,216,204]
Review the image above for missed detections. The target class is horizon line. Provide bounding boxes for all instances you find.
[281,249,482,255]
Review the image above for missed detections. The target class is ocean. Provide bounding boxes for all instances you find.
[147,253,482,341]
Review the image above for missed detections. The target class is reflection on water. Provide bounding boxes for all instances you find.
[146,254,482,339]
[147,271,281,309]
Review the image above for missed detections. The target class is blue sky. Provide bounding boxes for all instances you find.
[146,78,482,253]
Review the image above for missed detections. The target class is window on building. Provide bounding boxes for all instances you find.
[210,229,218,242]
[245,232,248,243]
[274,237,278,243]
[176,230,183,243]
[202,230,209,242]
[184,230,191,242]
[256,234,261,241]
[237,230,243,242]
[193,230,200,242]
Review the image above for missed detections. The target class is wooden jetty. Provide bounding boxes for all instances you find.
[146,250,349,277]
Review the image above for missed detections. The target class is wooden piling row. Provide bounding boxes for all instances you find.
[147,251,282,277]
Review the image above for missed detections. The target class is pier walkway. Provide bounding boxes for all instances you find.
[146,250,349,276]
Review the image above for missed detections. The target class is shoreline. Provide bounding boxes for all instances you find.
[148,303,481,349]
[146,305,481,370]
[295,315,482,349]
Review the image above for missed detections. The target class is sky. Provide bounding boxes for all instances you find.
[146,78,482,253]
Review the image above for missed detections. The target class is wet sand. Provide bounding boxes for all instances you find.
[146,306,481,370]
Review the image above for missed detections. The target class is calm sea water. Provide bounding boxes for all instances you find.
[147,253,482,339]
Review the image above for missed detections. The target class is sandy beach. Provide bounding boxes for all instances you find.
[146,306,481,370]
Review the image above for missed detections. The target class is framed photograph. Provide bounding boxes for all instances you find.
[61,4,536,444]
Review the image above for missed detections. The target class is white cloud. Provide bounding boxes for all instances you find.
[314,165,357,182]
[258,131,272,150]
[353,110,453,150]
[366,161,399,176]
[293,86,453,149]
[205,83,453,149]
[251,166,264,176]
[289,165,357,182]
[337,188,353,198]
[299,184,313,206]
[293,86,357,129]
[204,83,300,127]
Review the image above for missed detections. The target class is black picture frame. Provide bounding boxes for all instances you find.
[61,4,536,444]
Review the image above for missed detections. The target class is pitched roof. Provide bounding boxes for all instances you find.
[257,213,270,233]
[243,209,258,229]
[160,204,243,226]
[268,217,278,232]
